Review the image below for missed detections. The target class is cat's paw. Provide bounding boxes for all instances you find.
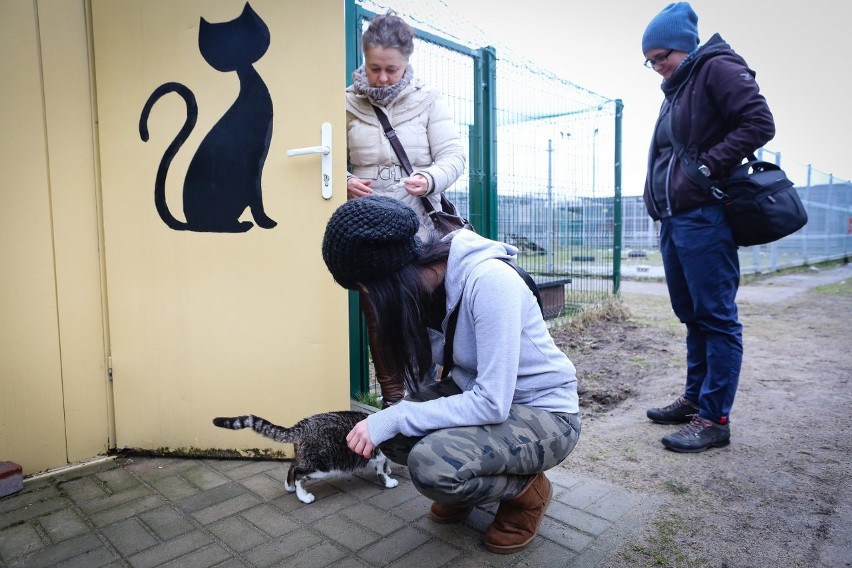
[297,492,316,504]
[284,483,296,493]
[383,478,399,489]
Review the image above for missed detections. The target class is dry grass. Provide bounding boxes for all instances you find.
[558,297,632,331]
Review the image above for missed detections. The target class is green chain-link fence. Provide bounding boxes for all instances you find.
[348,0,621,396]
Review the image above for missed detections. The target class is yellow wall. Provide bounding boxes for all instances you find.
[1,0,350,474]
[0,0,109,475]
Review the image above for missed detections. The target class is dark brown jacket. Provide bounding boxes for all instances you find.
[644,33,776,219]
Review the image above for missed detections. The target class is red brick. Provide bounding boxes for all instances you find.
[0,461,24,497]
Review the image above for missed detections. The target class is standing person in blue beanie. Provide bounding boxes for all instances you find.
[640,2,776,452]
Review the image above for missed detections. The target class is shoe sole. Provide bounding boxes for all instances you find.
[663,438,731,453]
[483,476,553,555]
[648,416,695,425]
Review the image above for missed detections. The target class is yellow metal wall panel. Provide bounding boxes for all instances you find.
[0,0,69,474]
[92,0,349,452]
[37,0,111,462]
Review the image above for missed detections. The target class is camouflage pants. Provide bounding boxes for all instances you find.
[380,380,581,507]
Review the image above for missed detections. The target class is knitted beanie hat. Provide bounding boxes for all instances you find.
[322,195,423,289]
[642,2,699,54]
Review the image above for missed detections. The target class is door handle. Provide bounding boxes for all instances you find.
[287,123,333,199]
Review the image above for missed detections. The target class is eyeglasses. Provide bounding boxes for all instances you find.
[644,49,674,69]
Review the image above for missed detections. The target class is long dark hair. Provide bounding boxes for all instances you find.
[363,239,451,394]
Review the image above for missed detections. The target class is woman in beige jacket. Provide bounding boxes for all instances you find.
[346,11,466,239]
[346,10,466,406]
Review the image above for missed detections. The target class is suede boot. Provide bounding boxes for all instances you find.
[483,472,552,554]
[361,292,405,406]
[428,502,473,524]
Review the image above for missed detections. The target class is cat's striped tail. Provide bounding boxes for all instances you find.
[212,415,296,443]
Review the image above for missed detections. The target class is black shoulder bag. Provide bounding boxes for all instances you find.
[666,117,807,247]
[371,105,473,236]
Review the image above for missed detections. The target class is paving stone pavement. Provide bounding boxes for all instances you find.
[0,455,658,567]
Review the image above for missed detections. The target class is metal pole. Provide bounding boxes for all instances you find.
[612,100,623,295]
[592,127,598,197]
[547,138,554,273]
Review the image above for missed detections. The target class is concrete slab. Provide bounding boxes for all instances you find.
[0,456,650,567]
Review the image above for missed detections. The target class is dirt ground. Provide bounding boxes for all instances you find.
[549,262,852,568]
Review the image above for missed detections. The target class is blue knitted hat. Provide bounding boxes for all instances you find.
[642,2,699,54]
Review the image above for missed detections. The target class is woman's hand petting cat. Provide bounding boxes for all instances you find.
[346,419,375,458]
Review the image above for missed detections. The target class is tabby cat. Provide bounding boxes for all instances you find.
[212,411,397,503]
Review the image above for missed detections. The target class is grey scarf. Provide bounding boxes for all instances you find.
[351,64,414,107]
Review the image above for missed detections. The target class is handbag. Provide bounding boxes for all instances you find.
[665,118,807,247]
[719,160,808,247]
[371,105,473,236]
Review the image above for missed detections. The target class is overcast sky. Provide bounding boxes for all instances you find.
[443,0,852,195]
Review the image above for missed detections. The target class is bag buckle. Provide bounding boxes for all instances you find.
[710,186,727,200]
[377,165,401,181]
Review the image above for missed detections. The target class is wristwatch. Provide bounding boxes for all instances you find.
[698,164,711,177]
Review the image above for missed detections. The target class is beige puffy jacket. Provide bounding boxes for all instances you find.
[346,77,466,238]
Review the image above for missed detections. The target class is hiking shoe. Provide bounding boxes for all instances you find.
[647,395,698,424]
[662,415,731,453]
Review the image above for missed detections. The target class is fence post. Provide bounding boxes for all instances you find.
[612,99,623,294]
[827,174,834,260]
[803,164,812,263]
[472,46,498,239]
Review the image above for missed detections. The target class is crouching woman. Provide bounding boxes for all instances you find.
[321,195,581,554]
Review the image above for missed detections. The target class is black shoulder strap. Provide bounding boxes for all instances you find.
[664,105,757,197]
[441,258,542,379]
[371,104,440,216]
[371,104,413,176]
[664,114,716,194]
[441,305,461,379]
[500,259,543,312]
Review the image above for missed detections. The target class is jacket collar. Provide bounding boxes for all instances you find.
[662,33,731,97]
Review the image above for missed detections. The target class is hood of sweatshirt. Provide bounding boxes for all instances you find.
[442,229,518,322]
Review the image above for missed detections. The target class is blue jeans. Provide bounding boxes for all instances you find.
[660,205,743,423]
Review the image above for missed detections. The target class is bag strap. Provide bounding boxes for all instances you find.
[664,110,764,199]
[664,114,724,199]
[371,104,440,217]
[441,304,461,379]
[372,104,413,176]
[441,259,542,379]
[502,260,543,312]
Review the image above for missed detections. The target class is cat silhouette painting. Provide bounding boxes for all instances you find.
[139,2,276,232]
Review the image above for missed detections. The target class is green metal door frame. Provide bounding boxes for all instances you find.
[344,0,369,397]
[343,0,495,396]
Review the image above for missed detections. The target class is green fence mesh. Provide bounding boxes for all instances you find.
[354,0,621,318]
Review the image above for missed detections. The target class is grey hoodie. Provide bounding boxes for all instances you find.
[366,229,579,446]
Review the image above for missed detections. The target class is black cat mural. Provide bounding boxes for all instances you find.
[139,3,276,232]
